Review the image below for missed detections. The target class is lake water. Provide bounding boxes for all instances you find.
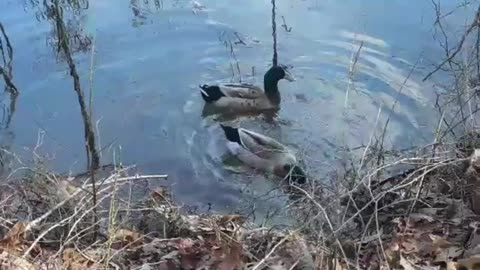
[0,0,471,221]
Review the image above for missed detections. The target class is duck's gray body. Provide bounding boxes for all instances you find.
[199,65,295,114]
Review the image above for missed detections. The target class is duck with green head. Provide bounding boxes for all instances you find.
[220,124,306,185]
[199,65,295,114]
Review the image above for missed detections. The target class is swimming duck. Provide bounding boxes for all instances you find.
[199,65,295,113]
[220,124,306,184]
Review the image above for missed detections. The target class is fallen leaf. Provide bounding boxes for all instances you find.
[447,261,459,270]
[0,250,37,270]
[180,252,201,270]
[217,242,243,270]
[409,213,435,222]
[0,223,27,252]
[111,229,143,248]
[172,238,201,269]
[151,187,170,202]
[400,255,418,270]
[430,234,453,250]
[269,260,288,270]
[332,258,348,270]
[434,246,463,263]
[158,260,178,270]
[63,248,93,270]
[456,255,480,269]
[400,238,419,254]
[172,238,195,252]
[417,208,442,216]
[466,228,480,257]
[472,189,480,215]
[57,179,79,198]
[218,215,245,226]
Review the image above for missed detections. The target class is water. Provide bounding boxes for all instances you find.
[0,0,472,220]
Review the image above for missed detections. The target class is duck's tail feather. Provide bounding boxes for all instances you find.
[199,84,225,103]
[220,124,242,146]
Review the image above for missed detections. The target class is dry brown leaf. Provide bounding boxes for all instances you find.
[172,238,201,269]
[180,252,201,270]
[218,215,245,225]
[111,229,143,248]
[400,255,442,270]
[472,189,480,215]
[151,187,170,202]
[3,223,26,242]
[409,213,435,222]
[447,261,460,270]
[269,260,288,270]
[447,262,461,270]
[332,258,348,270]
[217,242,243,270]
[0,223,27,252]
[456,255,480,269]
[0,250,37,270]
[158,260,178,270]
[430,234,453,250]
[172,238,195,252]
[417,208,442,217]
[385,244,400,265]
[400,255,418,270]
[57,179,79,198]
[466,229,480,257]
[400,238,420,254]
[434,246,463,264]
[63,248,95,270]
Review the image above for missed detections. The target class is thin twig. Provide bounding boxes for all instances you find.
[251,234,290,270]
[423,4,480,81]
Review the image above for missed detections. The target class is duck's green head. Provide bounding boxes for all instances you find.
[283,164,306,185]
[265,65,296,83]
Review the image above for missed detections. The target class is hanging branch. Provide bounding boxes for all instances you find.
[271,0,278,66]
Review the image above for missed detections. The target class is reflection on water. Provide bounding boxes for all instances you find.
[0,0,462,220]
[0,21,18,175]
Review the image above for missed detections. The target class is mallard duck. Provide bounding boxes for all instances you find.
[199,65,295,113]
[220,124,306,184]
